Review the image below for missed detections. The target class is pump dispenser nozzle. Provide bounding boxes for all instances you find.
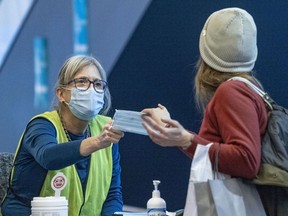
[152,180,161,197]
[153,180,160,190]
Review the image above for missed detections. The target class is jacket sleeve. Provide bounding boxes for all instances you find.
[182,81,267,178]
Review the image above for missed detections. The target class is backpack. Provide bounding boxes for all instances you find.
[229,77,288,186]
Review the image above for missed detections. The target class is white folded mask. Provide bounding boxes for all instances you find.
[111,109,148,136]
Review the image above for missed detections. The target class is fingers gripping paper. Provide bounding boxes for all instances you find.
[111,110,148,136]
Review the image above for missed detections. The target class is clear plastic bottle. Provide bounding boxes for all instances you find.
[147,180,166,216]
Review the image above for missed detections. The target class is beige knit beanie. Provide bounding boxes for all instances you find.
[199,7,257,72]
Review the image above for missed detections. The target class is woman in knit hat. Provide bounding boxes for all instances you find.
[142,7,287,215]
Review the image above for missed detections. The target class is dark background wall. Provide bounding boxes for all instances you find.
[1,0,288,212]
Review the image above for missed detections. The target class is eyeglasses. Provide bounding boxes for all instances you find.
[66,77,107,93]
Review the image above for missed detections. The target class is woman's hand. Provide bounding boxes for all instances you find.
[141,104,171,127]
[142,115,193,149]
[80,120,124,156]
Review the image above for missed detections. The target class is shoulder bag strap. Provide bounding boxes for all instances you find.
[228,77,273,111]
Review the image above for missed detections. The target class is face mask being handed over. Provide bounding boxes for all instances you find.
[66,88,104,121]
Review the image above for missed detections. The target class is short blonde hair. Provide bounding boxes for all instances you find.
[55,55,111,114]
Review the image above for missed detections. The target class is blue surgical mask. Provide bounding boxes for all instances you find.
[111,110,148,135]
[67,88,104,121]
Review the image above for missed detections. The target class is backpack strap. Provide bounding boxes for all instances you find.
[228,77,274,111]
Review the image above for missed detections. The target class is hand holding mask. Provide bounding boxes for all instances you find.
[141,104,171,127]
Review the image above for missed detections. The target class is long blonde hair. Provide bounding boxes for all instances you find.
[194,58,258,111]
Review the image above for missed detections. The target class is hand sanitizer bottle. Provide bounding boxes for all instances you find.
[147,180,166,216]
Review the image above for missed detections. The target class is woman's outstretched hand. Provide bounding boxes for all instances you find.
[141,104,171,127]
[80,120,124,156]
[141,105,193,149]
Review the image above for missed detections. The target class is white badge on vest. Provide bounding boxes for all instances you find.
[51,172,67,197]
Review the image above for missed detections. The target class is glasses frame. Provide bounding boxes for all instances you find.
[66,77,107,93]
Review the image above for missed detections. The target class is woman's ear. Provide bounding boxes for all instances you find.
[56,87,66,103]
